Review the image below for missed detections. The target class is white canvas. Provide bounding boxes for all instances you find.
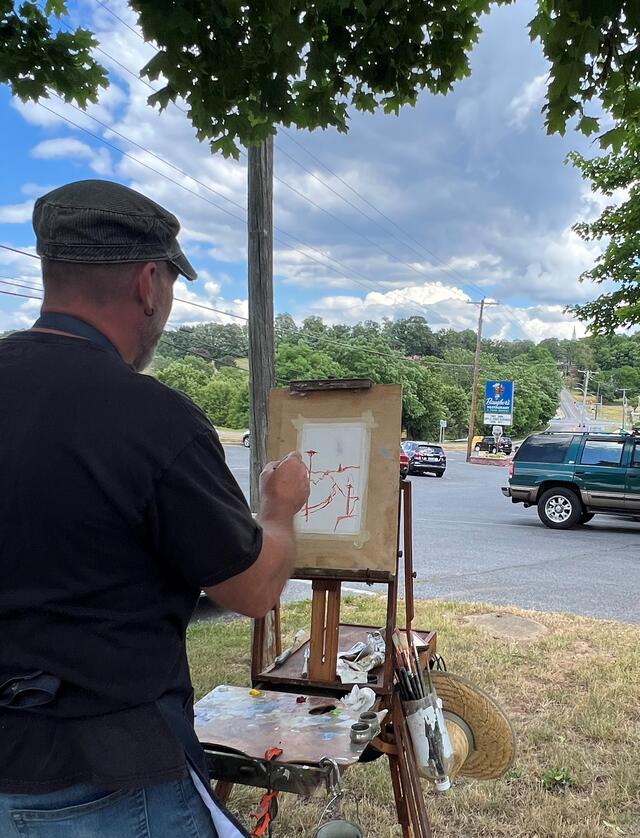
[296,421,369,536]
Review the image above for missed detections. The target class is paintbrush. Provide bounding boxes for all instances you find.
[397,629,427,699]
[393,641,421,702]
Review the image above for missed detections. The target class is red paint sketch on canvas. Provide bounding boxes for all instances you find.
[302,449,361,532]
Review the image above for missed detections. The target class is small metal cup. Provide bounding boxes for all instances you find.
[358,711,380,737]
[350,722,371,744]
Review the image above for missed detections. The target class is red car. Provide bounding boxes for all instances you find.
[400,448,410,479]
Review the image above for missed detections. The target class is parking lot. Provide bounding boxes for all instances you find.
[216,445,640,624]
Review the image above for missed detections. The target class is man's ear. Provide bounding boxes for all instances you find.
[134,262,158,310]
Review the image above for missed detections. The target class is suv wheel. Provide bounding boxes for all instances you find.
[537,487,582,529]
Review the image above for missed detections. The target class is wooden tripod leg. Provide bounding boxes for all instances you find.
[388,753,411,837]
[402,480,415,635]
[214,780,234,805]
[392,692,433,838]
[308,580,341,682]
[251,604,281,681]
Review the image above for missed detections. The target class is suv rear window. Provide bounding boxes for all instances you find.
[515,435,573,464]
[418,445,443,453]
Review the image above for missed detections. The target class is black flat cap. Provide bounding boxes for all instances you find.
[33,179,197,281]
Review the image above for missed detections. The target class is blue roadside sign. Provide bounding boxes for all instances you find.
[483,380,514,426]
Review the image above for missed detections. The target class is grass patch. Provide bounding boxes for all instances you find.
[187,599,640,837]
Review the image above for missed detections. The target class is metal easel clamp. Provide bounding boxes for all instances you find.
[314,759,362,838]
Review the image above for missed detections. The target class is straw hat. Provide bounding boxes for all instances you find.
[431,671,515,780]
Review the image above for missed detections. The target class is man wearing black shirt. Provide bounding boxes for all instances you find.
[0,180,309,837]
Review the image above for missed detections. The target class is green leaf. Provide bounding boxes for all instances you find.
[577,115,599,136]
[44,0,67,16]
[599,127,627,154]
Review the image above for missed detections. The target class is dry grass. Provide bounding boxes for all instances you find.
[187,598,640,837]
[567,391,634,427]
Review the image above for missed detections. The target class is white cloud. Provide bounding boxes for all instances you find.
[20,183,59,198]
[11,81,128,130]
[508,74,547,129]
[0,249,42,331]
[31,139,113,175]
[302,280,585,343]
[0,244,41,280]
[0,200,34,224]
[168,279,248,327]
[307,282,472,330]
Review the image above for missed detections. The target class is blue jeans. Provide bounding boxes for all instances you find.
[0,776,218,837]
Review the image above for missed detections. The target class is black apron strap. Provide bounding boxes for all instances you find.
[33,313,122,360]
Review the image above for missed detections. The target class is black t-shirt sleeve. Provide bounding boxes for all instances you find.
[148,430,262,589]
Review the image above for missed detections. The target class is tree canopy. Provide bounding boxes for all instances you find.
[1,1,106,105]
[3,1,640,155]
[568,126,640,332]
[152,315,564,438]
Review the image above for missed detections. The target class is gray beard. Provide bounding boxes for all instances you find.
[133,317,164,372]
[132,346,156,372]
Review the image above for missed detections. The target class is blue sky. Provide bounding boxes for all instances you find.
[0,0,610,339]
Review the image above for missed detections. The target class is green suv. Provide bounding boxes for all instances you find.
[502,432,640,529]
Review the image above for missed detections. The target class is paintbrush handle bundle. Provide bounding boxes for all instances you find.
[392,629,426,701]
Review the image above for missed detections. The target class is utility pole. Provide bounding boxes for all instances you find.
[466,299,497,462]
[247,137,274,512]
[247,137,277,672]
[618,388,629,430]
[577,369,592,428]
[581,369,590,424]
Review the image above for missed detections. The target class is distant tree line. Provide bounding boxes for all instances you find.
[536,334,640,403]
[152,316,566,438]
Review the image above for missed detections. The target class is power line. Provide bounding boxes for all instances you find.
[0,246,559,373]
[171,297,247,322]
[36,102,247,227]
[0,288,41,301]
[277,130,538,338]
[46,6,460,324]
[87,2,524,334]
[0,248,465,369]
[0,247,560,385]
[95,0,140,41]
[53,1,537,338]
[89,0,498,303]
[38,101,452,327]
[0,278,42,293]
[0,244,38,259]
[46,95,400,296]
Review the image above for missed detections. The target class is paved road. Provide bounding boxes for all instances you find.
[549,388,619,432]
[198,445,639,624]
[548,387,587,430]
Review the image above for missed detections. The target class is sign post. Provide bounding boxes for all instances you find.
[483,381,514,427]
[439,418,447,445]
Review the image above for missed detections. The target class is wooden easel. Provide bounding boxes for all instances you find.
[199,381,434,836]
[247,480,434,837]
